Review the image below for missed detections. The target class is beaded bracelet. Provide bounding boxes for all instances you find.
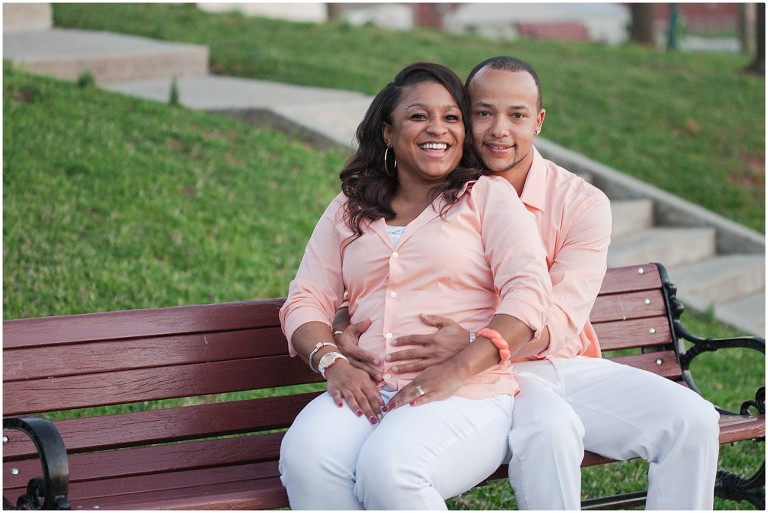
[476,328,511,364]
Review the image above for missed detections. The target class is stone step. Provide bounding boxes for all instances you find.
[104,75,373,149]
[608,227,716,269]
[668,254,765,309]
[714,292,765,338]
[611,199,653,238]
[4,3,52,32]
[3,29,208,85]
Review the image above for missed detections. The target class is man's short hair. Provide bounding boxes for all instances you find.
[465,56,543,111]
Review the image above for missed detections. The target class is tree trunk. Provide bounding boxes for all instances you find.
[745,3,765,75]
[326,3,343,22]
[630,4,656,47]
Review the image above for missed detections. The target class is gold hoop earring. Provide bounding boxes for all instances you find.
[384,147,397,177]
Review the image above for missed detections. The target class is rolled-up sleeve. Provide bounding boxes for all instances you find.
[475,177,552,336]
[541,193,611,357]
[279,194,347,355]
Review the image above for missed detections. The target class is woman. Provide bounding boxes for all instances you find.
[278,62,551,509]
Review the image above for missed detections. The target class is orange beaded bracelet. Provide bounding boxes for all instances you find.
[476,328,511,364]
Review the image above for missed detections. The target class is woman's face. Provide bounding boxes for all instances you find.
[382,81,465,186]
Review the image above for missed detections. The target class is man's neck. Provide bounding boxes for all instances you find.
[496,147,535,196]
[494,158,532,196]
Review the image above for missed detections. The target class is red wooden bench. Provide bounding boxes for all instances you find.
[3,263,764,510]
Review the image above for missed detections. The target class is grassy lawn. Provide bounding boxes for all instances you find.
[52,3,765,233]
[4,65,347,317]
[4,4,764,510]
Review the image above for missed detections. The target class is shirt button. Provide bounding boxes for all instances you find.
[385,333,393,339]
[393,252,399,258]
[390,291,397,298]
[384,373,391,380]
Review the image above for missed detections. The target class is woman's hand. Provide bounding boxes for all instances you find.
[333,318,383,382]
[325,360,384,424]
[385,360,467,411]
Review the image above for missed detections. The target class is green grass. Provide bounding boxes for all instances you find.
[51,3,765,233]
[3,65,347,317]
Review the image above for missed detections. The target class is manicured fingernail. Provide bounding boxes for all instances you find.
[337,401,343,408]
[381,405,389,412]
[409,401,415,406]
[369,416,377,424]
[385,354,392,361]
[356,409,363,416]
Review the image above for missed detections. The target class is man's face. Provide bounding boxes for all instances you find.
[468,68,545,175]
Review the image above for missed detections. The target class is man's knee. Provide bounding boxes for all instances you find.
[676,395,720,443]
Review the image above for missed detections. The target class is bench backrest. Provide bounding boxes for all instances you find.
[3,263,678,459]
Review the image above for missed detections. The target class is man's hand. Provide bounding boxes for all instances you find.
[385,361,466,410]
[333,318,383,382]
[325,360,384,425]
[387,314,468,374]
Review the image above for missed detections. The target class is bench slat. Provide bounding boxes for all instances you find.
[589,289,666,323]
[3,327,287,381]
[6,473,288,511]
[719,414,766,443]
[608,350,681,379]
[4,435,283,488]
[598,265,661,294]
[4,394,321,459]
[593,315,673,350]
[2,299,285,348]
[3,356,322,415]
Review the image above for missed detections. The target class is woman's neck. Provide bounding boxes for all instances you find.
[388,184,436,226]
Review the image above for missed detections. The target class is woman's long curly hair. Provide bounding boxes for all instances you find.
[340,62,481,239]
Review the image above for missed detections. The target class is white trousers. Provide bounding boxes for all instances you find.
[507,357,720,510]
[279,388,513,510]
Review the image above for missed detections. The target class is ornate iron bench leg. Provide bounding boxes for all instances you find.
[714,387,765,509]
[715,464,765,510]
[3,417,70,510]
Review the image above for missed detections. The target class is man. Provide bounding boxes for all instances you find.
[335,56,720,509]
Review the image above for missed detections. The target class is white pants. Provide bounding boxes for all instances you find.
[507,357,720,510]
[279,388,513,509]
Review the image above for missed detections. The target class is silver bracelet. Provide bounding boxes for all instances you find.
[332,330,344,337]
[308,341,337,373]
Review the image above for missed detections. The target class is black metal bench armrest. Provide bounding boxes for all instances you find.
[673,320,765,415]
[3,417,70,510]
[654,262,766,415]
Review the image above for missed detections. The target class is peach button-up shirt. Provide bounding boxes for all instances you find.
[518,147,612,360]
[280,175,552,400]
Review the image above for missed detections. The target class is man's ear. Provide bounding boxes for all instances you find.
[536,109,547,132]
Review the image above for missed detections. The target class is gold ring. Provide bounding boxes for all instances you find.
[415,385,425,396]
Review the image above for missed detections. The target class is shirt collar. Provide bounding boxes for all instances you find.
[519,146,547,213]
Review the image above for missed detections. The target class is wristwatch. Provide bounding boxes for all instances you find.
[318,351,349,379]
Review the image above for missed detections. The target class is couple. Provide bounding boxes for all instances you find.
[278,56,719,510]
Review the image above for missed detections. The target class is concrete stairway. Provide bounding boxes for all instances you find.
[607,197,764,336]
[4,5,764,337]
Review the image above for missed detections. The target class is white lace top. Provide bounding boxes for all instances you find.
[386,225,406,247]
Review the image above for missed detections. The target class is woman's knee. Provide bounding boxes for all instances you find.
[510,399,584,457]
[355,440,419,503]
